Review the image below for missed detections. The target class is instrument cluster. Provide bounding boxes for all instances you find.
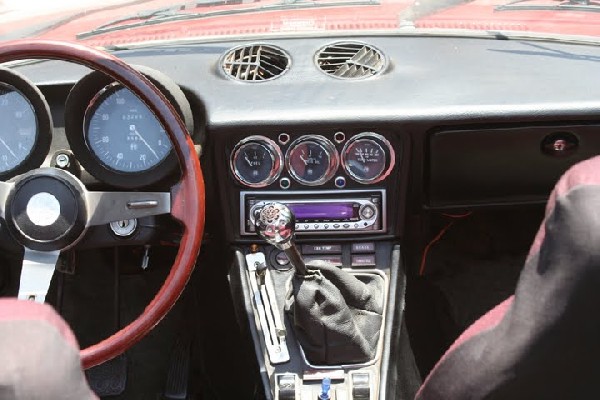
[0,65,193,189]
[230,132,395,188]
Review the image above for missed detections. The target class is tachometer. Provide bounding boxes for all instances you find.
[230,136,283,187]
[341,132,394,184]
[84,84,171,173]
[0,68,52,180]
[285,135,338,186]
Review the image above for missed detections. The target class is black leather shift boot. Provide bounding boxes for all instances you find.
[288,261,385,365]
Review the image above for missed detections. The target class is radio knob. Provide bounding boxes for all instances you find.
[360,204,376,220]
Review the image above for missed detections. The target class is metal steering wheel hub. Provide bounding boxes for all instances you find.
[4,168,87,252]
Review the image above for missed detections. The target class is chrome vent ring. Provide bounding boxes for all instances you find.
[221,44,290,82]
[315,42,386,79]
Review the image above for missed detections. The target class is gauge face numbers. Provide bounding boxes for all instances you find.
[286,136,338,186]
[231,136,282,187]
[85,86,171,173]
[0,84,37,174]
[342,133,394,184]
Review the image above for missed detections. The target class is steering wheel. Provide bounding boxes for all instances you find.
[0,40,205,369]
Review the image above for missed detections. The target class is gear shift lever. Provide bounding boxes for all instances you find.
[254,203,307,275]
[253,202,384,366]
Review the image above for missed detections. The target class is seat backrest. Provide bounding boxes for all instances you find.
[0,299,97,400]
[417,155,600,400]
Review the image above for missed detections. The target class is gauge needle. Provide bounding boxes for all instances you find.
[244,153,253,166]
[133,129,160,160]
[0,138,17,159]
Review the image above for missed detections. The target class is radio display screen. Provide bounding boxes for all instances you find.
[288,202,358,220]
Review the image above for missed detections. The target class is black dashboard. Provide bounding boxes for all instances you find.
[7,34,600,247]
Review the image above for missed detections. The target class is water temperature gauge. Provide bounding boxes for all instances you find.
[286,135,339,186]
[342,132,395,184]
[231,136,283,187]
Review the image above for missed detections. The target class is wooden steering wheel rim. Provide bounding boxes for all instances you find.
[0,40,206,369]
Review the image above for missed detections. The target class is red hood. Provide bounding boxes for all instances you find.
[414,0,600,37]
[1,0,599,47]
[0,0,411,47]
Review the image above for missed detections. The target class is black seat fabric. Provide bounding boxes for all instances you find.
[0,299,97,400]
[417,156,600,400]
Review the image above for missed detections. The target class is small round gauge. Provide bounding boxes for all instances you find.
[286,135,338,186]
[0,84,38,174]
[230,136,283,187]
[342,132,395,184]
[84,84,171,173]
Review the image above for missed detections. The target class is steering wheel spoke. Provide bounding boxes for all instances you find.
[0,181,15,220]
[18,248,60,303]
[86,190,171,227]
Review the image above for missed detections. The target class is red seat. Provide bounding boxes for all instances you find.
[417,156,600,399]
[0,299,97,400]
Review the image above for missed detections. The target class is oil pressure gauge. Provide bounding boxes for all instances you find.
[342,132,395,184]
[230,136,283,187]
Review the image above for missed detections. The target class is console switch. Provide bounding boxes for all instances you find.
[351,242,375,254]
[277,374,296,400]
[352,373,371,400]
[302,244,342,255]
[352,255,376,267]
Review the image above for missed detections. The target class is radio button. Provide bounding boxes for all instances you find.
[302,244,342,255]
[360,205,376,220]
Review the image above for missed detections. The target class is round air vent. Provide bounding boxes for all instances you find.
[221,44,290,82]
[316,42,386,79]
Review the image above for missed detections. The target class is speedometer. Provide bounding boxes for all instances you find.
[84,84,172,173]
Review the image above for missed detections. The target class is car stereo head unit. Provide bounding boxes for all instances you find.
[240,190,386,236]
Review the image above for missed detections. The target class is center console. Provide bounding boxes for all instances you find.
[220,128,408,400]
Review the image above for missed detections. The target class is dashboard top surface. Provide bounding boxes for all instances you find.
[12,35,600,127]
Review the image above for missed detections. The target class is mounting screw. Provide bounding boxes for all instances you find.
[55,153,70,168]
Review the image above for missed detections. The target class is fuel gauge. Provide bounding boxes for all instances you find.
[231,136,283,187]
[342,132,395,184]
